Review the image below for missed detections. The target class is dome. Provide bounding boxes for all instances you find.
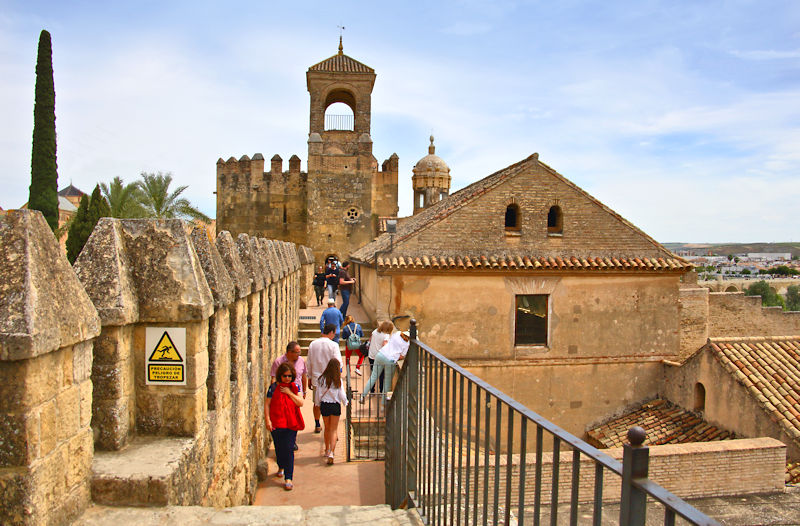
[412,136,450,175]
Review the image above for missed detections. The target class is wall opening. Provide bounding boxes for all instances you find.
[547,205,563,234]
[725,285,738,292]
[324,101,354,131]
[505,204,520,231]
[515,294,548,345]
[694,382,706,412]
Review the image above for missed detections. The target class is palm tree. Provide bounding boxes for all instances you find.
[136,172,210,222]
[100,176,145,218]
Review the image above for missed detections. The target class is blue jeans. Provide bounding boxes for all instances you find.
[326,284,337,300]
[271,428,297,480]
[362,353,395,397]
[340,289,351,317]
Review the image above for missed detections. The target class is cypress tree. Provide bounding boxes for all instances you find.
[66,186,110,264]
[66,195,90,264]
[28,29,59,231]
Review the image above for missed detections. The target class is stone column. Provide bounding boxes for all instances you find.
[0,210,101,525]
[215,231,252,504]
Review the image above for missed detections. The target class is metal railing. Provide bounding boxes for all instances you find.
[386,320,721,526]
[344,358,388,461]
[324,113,354,131]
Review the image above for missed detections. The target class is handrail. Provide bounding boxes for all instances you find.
[386,319,722,526]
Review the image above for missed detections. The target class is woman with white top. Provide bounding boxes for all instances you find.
[365,320,393,388]
[360,330,410,402]
[317,358,348,464]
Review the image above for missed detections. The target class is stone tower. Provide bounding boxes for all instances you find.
[215,40,399,264]
[305,37,398,263]
[412,136,450,215]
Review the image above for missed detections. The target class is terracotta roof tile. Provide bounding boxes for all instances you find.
[372,254,691,272]
[588,399,737,448]
[708,336,800,451]
[308,52,374,74]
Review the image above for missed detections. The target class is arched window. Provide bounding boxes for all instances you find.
[547,205,563,234]
[324,102,354,131]
[417,192,424,209]
[694,382,706,412]
[505,204,520,231]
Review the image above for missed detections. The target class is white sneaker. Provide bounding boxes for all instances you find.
[354,368,362,376]
[327,451,334,465]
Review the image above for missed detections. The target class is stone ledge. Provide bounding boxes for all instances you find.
[91,435,196,507]
[74,504,423,525]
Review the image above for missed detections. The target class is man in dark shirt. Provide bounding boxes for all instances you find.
[324,261,339,300]
[338,261,356,317]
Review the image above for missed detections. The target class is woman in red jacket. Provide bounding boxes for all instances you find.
[265,362,305,490]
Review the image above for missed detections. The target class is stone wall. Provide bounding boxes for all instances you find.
[460,437,784,506]
[707,292,800,337]
[663,348,800,460]
[0,210,101,525]
[0,211,312,524]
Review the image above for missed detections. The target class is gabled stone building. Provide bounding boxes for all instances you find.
[215,39,398,265]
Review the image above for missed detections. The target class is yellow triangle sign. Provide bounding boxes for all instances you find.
[148,331,183,362]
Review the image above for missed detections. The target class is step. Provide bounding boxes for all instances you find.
[91,436,200,507]
[76,504,424,525]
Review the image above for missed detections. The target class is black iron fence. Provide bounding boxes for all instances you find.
[386,320,721,526]
[344,358,388,461]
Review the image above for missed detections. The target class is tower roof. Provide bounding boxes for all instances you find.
[413,136,450,175]
[58,183,85,197]
[308,38,374,74]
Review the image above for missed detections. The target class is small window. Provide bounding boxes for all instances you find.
[283,204,287,224]
[417,192,424,209]
[505,204,520,230]
[515,295,548,345]
[694,382,706,412]
[547,205,563,234]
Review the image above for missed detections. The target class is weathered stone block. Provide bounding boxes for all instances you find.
[0,411,38,467]
[163,387,206,436]
[0,210,100,361]
[39,399,58,457]
[79,379,93,429]
[92,326,131,366]
[66,428,93,489]
[0,349,62,412]
[93,398,131,450]
[56,385,81,443]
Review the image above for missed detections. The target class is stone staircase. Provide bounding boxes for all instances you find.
[77,504,424,525]
[297,319,376,355]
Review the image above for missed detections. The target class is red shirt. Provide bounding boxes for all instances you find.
[268,382,305,431]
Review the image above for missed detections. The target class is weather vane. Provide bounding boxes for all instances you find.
[338,24,346,37]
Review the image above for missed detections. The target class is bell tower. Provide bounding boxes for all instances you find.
[305,39,385,264]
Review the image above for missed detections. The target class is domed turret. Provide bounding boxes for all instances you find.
[412,136,451,214]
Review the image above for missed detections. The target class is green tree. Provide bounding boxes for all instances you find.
[100,176,145,218]
[767,265,798,276]
[65,195,91,263]
[28,29,59,231]
[741,269,751,275]
[745,280,784,308]
[786,285,800,311]
[65,185,109,264]
[136,172,210,221]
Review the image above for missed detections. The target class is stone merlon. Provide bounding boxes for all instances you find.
[76,218,213,324]
[0,209,101,360]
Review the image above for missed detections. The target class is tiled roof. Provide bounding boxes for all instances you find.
[58,184,85,197]
[352,154,689,270]
[308,53,374,74]
[708,336,800,445]
[375,254,690,272]
[588,399,736,448]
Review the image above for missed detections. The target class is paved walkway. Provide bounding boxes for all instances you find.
[255,295,382,508]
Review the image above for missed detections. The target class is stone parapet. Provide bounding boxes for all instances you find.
[0,210,101,525]
[0,215,303,516]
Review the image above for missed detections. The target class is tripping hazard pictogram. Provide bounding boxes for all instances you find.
[145,327,186,385]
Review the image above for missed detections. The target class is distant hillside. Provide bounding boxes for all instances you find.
[663,243,800,259]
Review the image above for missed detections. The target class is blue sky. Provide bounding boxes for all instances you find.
[1,1,799,242]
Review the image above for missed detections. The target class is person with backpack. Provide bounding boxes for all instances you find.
[341,315,364,373]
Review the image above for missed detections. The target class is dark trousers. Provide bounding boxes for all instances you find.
[368,357,384,392]
[313,285,325,305]
[340,289,351,316]
[271,428,298,480]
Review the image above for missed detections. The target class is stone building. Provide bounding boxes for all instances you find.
[215,39,399,265]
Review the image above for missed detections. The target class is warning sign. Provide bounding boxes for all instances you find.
[145,328,186,385]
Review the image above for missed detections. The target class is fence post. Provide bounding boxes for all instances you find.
[406,319,420,506]
[619,426,649,526]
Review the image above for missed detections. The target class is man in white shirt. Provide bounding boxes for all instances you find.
[306,323,343,433]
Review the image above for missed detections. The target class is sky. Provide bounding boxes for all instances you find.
[1,1,799,243]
